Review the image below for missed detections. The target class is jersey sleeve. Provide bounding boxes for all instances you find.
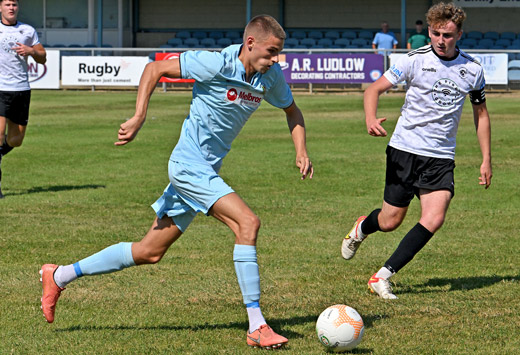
[21,24,39,47]
[372,33,379,45]
[29,27,40,46]
[383,54,410,85]
[180,50,225,82]
[263,65,294,109]
[469,66,486,105]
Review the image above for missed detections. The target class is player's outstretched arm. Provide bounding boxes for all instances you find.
[363,76,393,137]
[115,59,181,146]
[472,102,492,188]
[284,102,313,180]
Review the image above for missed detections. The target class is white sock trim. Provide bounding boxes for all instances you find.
[53,264,78,288]
[246,306,266,333]
[375,266,394,280]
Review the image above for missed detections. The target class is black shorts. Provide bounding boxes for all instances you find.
[0,90,31,126]
[384,146,455,208]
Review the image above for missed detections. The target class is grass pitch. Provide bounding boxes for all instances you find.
[0,90,518,354]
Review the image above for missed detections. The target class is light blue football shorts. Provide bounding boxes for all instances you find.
[152,160,234,232]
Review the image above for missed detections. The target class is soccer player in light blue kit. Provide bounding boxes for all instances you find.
[40,15,313,349]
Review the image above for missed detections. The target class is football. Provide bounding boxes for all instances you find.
[316,304,364,352]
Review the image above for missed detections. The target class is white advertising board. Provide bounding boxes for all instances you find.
[389,52,508,85]
[28,50,60,89]
[62,56,148,86]
[471,53,508,85]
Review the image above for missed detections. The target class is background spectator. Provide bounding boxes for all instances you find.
[372,21,398,55]
[407,19,430,49]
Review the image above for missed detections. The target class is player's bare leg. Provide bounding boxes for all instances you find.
[0,116,6,198]
[210,193,288,349]
[0,116,6,145]
[0,119,26,198]
[210,192,259,246]
[418,189,451,233]
[5,119,27,148]
[377,201,408,232]
[131,216,183,265]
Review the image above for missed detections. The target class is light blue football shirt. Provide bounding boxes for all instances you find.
[373,31,398,55]
[172,44,294,172]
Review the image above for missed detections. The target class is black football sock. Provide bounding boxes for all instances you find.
[0,139,14,157]
[360,208,382,235]
[384,223,434,273]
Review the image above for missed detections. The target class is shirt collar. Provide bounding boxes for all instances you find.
[431,45,460,62]
[1,19,18,27]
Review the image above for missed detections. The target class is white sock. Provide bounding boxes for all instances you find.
[375,266,394,280]
[53,265,78,288]
[356,221,367,240]
[246,305,266,333]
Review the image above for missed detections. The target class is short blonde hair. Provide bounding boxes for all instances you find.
[243,15,286,42]
[426,2,466,30]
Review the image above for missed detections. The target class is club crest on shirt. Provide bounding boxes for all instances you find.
[432,78,461,107]
[1,35,18,54]
[225,86,263,108]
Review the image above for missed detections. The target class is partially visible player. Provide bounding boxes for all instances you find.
[0,0,46,198]
[40,15,313,349]
[341,2,492,299]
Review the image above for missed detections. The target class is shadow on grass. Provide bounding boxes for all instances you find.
[324,348,373,354]
[55,313,386,340]
[401,274,519,294]
[4,184,105,196]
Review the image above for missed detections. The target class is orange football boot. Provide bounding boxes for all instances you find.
[40,264,65,323]
[246,324,288,349]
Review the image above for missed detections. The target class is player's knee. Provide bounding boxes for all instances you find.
[237,211,260,229]
[6,136,23,147]
[379,218,402,232]
[138,253,163,265]
[132,243,165,265]
[145,252,164,264]
[236,214,260,244]
[245,213,261,233]
[421,215,445,233]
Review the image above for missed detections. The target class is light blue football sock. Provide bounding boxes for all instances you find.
[234,245,266,332]
[233,244,261,305]
[73,242,135,277]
